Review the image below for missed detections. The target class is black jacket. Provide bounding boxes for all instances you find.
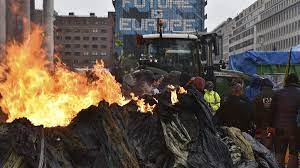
[216,95,254,132]
[179,85,217,135]
[271,83,300,130]
[253,87,275,128]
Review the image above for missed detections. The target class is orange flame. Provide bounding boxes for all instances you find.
[167,85,187,105]
[130,93,156,113]
[167,85,179,105]
[0,27,128,127]
[178,87,187,94]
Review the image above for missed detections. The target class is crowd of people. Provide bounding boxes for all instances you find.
[121,70,300,167]
[187,73,300,168]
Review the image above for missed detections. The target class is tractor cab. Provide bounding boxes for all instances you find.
[135,33,254,97]
[139,33,199,74]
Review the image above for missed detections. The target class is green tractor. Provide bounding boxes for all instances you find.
[135,32,252,97]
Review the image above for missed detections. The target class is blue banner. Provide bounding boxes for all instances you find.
[114,0,205,35]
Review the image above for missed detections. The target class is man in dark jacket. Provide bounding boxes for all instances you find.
[271,73,300,167]
[253,78,275,148]
[216,82,254,133]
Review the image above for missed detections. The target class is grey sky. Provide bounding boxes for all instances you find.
[206,0,256,31]
[35,0,115,17]
[36,0,256,30]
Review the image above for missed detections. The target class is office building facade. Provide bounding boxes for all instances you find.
[213,0,300,59]
[54,12,115,69]
[256,0,300,51]
[213,18,234,61]
[229,0,265,56]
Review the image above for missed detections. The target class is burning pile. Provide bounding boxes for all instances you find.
[0,102,141,167]
[0,27,129,127]
[0,28,279,168]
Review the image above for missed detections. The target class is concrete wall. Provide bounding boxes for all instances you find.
[6,0,31,42]
[43,0,54,63]
[0,0,6,47]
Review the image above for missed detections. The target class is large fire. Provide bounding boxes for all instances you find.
[0,27,128,127]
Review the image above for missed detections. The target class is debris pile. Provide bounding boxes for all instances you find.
[0,91,279,168]
[0,102,139,167]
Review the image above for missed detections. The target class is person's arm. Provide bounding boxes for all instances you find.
[211,92,221,111]
[214,96,228,126]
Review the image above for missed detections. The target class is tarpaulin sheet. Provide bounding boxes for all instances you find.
[293,44,300,51]
[228,50,300,75]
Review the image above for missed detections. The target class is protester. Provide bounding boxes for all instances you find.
[179,72,192,88]
[158,71,181,92]
[204,81,221,115]
[215,82,254,133]
[178,74,217,136]
[232,78,245,88]
[152,75,164,95]
[271,73,300,167]
[190,77,206,94]
[110,59,124,84]
[132,70,156,96]
[253,78,275,149]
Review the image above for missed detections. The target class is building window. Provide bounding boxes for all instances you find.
[65,44,71,48]
[65,52,71,56]
[92,52,98,56]
[90,59,96,64]
[73,52,80,56]
[62,59,71,64]
[83,45,89,48]
[83,37,89,40]
[83,52,89,56]
[73,60,78,64]
[101,29,107,33]
[100,52,107,56]
[65,36,71,40]
[65,29,72,33]
[56,36,62,40]
[101,45,107,49]
[74,36,81,40]
[92,29,98,33]
[100,37,107,41]
[74,44,80,48]
[92,37,98,41]
[74,29,80,33]
[92,45,98,48]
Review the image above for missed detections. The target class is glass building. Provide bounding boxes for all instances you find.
[113,0,207,55]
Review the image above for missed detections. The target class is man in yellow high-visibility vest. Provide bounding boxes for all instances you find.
[204,81,221,115]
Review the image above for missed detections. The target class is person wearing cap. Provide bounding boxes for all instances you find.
[190,77,206,94]
[204,81,221,115]
[178,75,217,136]
[271,73,300,167]
[253,78,275,149]
[179,72,192,89]
[215,82,254,133]
[133,70,156,96]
